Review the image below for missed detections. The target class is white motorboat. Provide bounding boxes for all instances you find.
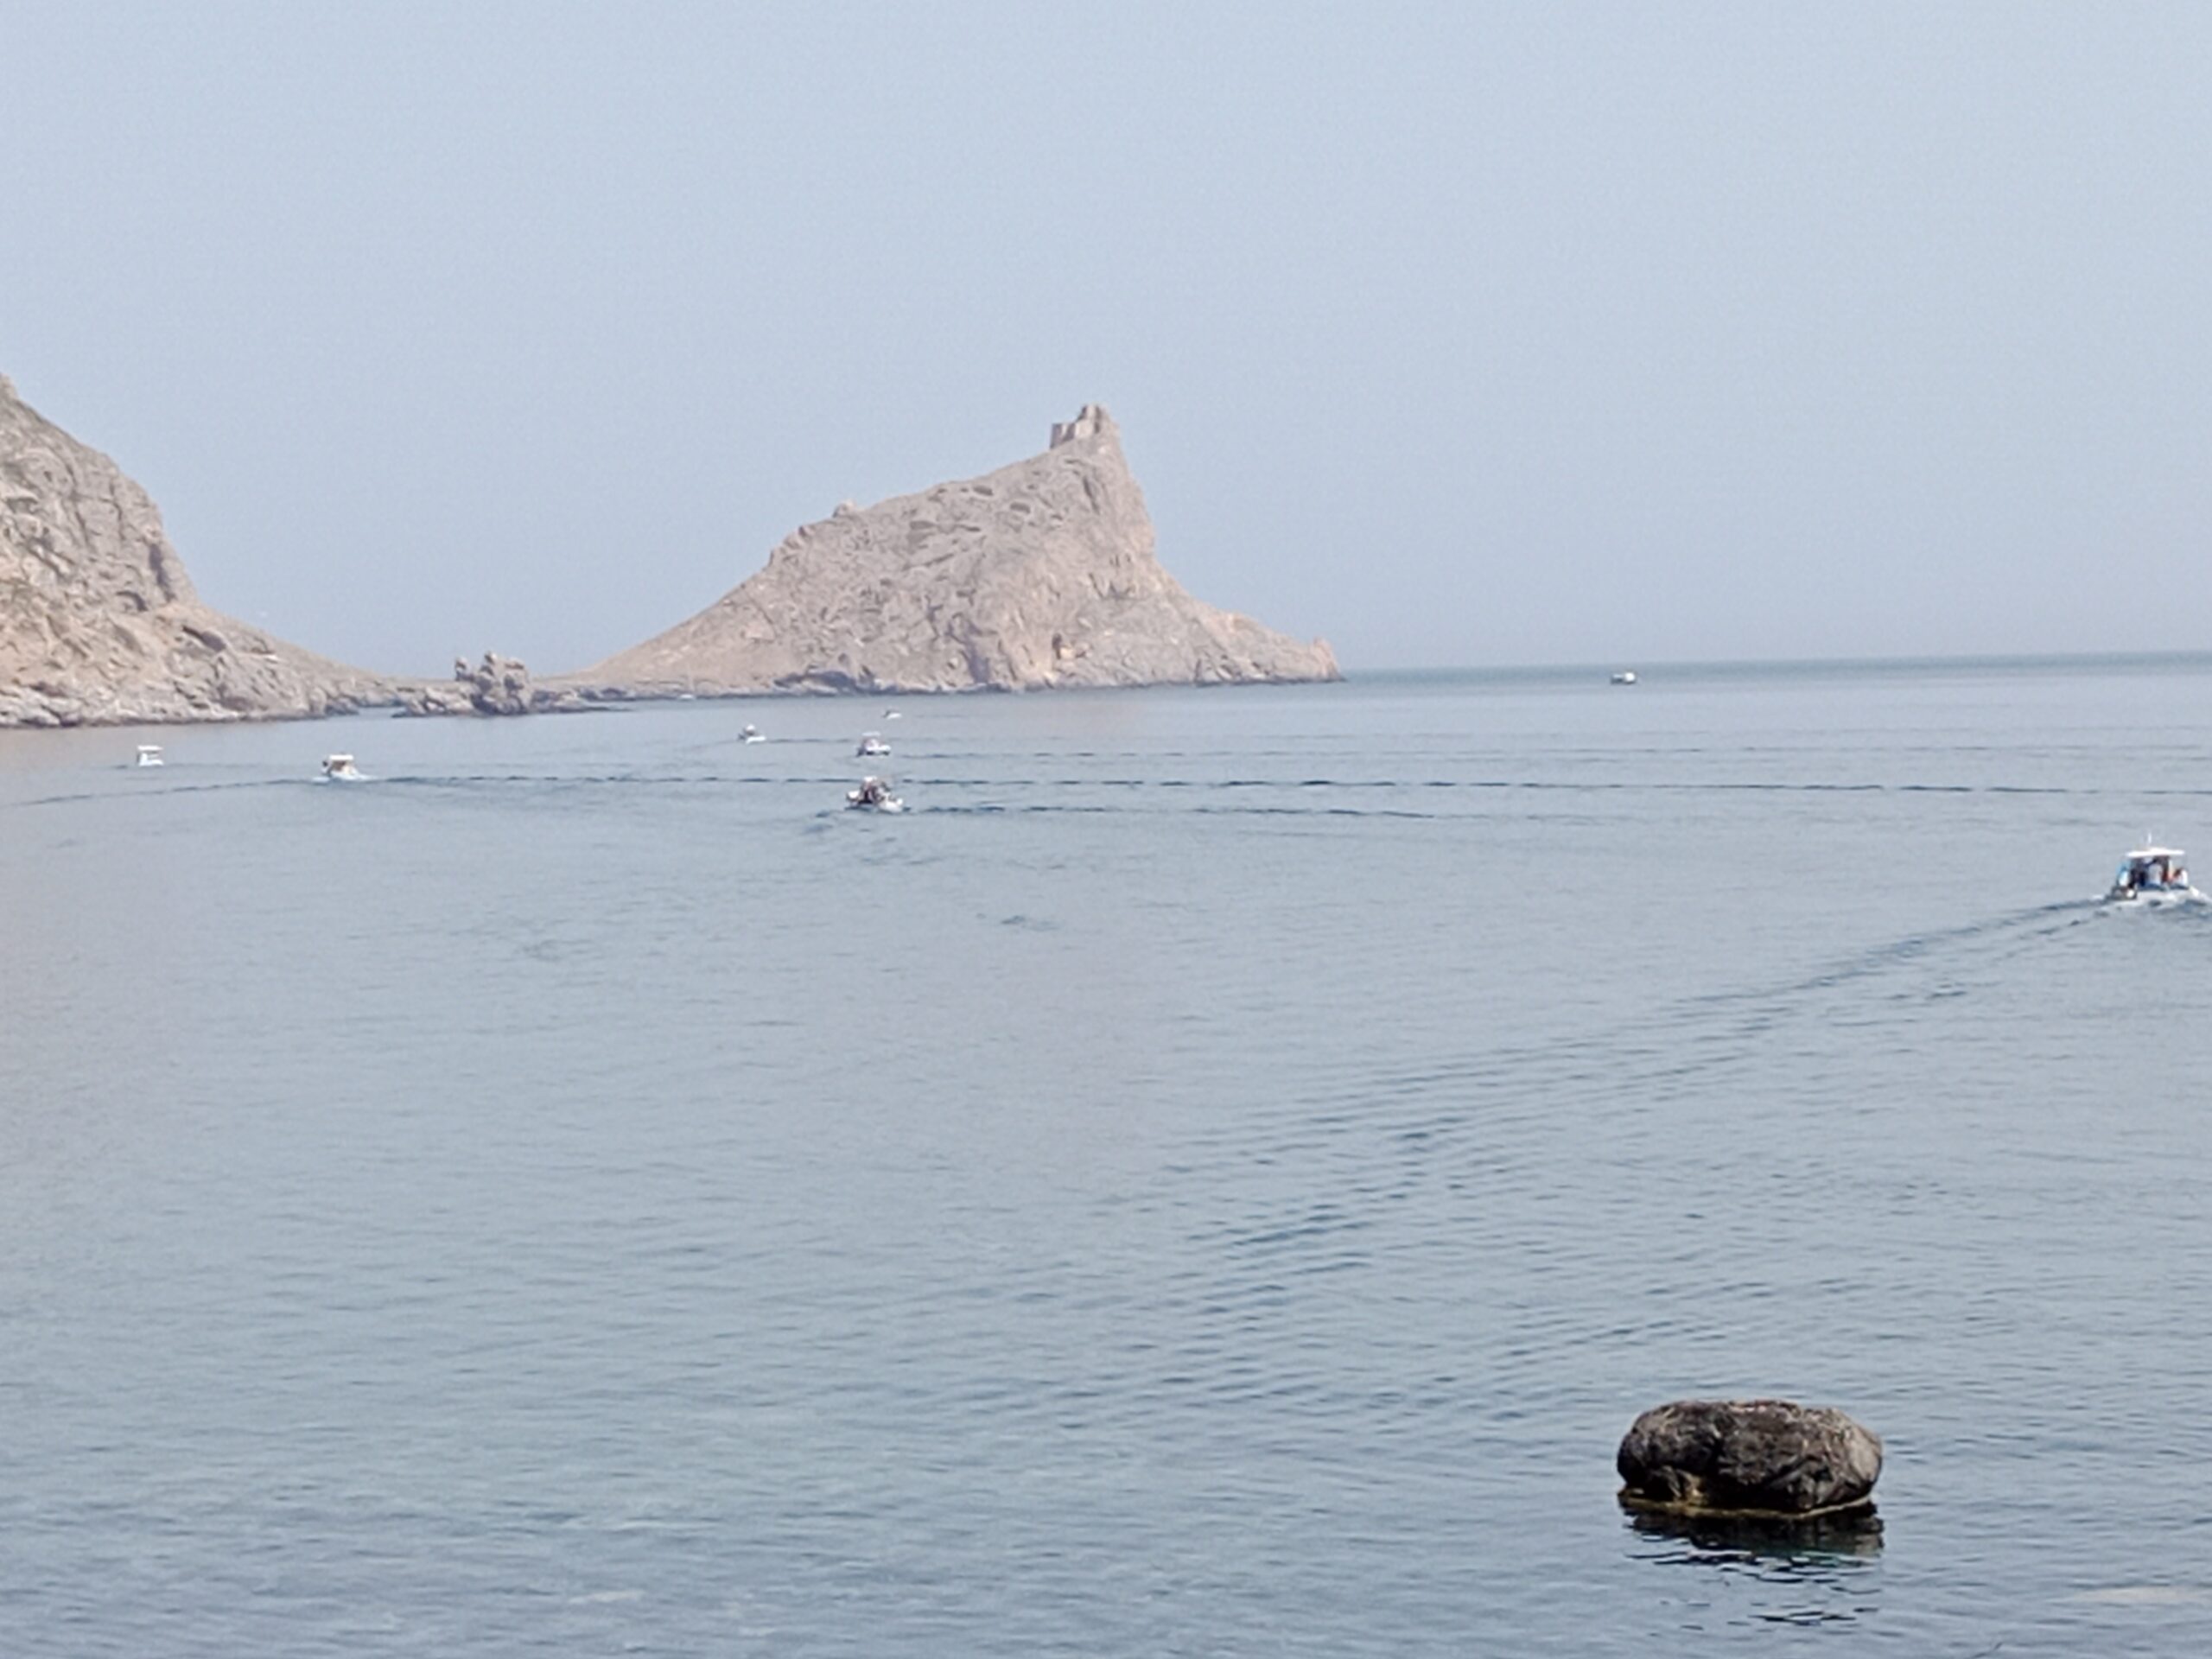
[321,753,366,782]
[857,732,891,758]
[846,776,904,813]
[2107,842,2198,904]
[133,744,165,767]
[741,724,766,743]
[1611,670,1638,685]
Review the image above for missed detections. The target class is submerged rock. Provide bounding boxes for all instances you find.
[1617,1399,1883,1518]
[571,404,1339,696]
[0,374,391,727]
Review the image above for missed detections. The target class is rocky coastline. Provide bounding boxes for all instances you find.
[0,375,391,728]
[3,380,1338,728]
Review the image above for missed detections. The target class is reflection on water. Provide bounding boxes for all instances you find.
[1625,1506,1885,1628]
[1624,1502,1885,1557]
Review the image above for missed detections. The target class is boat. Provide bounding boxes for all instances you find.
[133,744,165,767]
[1611,671,1637,685]
[857,732,891,758]
[741,724,766,743]
[846,776,904,813]
[321,753,365,782]
[2107,842,2198,903]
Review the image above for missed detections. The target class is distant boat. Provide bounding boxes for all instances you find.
[320,753,365,782]
[741,724,766,743]
[846,776,904,813]
[884,709,901,720]
[2107,841,2199,904]
[857,732,891,758]
[1611,671,1638,685]
[133,744,165,767]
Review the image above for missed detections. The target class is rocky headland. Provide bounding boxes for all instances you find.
[0,375,391,728]
[571,404,1338,696]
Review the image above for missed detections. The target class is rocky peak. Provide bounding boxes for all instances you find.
[575,403,1338,696]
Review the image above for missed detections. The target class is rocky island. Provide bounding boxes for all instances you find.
[572,404,1338,696]
[0,375,390,728]
[397,651,589,717]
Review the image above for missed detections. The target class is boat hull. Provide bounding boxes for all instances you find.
[2104,884,2203,906]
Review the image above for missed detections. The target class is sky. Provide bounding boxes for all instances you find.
[3,2,2209,675]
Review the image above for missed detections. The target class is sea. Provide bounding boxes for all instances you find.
[2,657,2209,1657]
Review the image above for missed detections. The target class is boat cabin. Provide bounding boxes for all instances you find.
[2110,845,2190,898]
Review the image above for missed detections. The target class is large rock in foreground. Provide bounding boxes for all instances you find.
[1618,1399,1883,1518]
[575,404,1339,696]
[0,376,389,728]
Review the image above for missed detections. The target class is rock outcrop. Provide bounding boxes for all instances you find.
[1617,1399,1884,1518]
[0,375,389,728]
[574,404,1338,696]
[397,651,588,717]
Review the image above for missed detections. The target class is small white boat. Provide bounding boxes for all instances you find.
[2107,842,2199,904]
[846,776,904,813]
[321,753,365,782]
[857,732,891,758]
[1611,670,1637,685]
[884,708,902,720]
[741,724,766,743]
[133,744,165,767]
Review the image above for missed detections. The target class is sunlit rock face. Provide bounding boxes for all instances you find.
[576,404,1339,696]
[0,375,388,728]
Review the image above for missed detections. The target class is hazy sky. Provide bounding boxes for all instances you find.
[4,3,2209,674]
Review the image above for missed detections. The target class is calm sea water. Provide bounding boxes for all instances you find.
[3,659,2210,1656]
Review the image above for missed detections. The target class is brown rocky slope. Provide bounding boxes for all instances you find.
[573,405,1338,696]
[0,375,390,728]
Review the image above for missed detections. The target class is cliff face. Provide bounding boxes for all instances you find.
[576,405,1338,695]
[0,376,388,728]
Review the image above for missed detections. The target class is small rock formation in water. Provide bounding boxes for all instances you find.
[573,404,1339,696]
[397,651,585,717]
[0,374,390,727]
[1617,1399,1883,1518]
